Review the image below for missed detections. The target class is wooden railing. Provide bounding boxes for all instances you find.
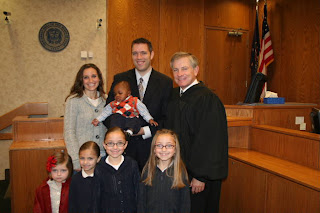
[0,102,48,140]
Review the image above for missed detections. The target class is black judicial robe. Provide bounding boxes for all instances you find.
[165,82,228,181]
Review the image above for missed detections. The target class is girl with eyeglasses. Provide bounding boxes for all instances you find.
[97,127,140,212]
[138,129,190,213]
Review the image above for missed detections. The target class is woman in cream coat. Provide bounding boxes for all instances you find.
[64,63,107,170]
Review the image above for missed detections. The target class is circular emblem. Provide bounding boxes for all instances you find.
[39,22,70,52]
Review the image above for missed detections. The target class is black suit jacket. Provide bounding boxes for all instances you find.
[105,68,173,136]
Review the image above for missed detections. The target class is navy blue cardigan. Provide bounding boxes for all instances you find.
[68,169,102,213]
[97,156,140,213]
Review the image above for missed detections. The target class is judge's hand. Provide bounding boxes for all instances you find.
[133,128,145,136]
[190,178,205,194]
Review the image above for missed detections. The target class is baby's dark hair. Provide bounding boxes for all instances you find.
[79,141,100,158]
[114,81,131,92]
[104,127,127,142]
[47,150,73,180]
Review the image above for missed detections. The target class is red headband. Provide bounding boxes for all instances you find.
[46,155,57,172]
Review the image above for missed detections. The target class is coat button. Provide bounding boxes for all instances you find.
[95,109,99,113]
[118,181,121,184]
[96,135,100,139]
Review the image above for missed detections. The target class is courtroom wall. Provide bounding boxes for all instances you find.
[0,0,107,180]
[107,0,320,105]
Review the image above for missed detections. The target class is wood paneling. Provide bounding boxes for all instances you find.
[13,117,64,142]
[220,158,267,213]
[204,0,251,30]
[0,102,48,130]
[227,116,252,148]
[251,125,320,170]
[107,0,320,107]
[229,148,320,192]
[254,107,313,131]
[205,28,249,104]
[159,0,204,79]
[10,145,65,213]
[225,103,316,131]
[268,0,320,105]
[266,174,320,213]
[10,117,66,213]
[107,0,160,90]
[228,126,250,148]
[224,148,320,213]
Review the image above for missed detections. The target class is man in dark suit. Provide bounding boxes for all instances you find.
[104,38,173,171]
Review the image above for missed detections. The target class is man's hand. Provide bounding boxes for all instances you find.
[190,178,205,194]
[133,127,145,136]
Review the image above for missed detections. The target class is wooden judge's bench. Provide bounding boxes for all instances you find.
[9,103,320,213]
[223,103,320,213]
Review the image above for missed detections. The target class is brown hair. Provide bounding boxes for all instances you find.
[48,150,73,180]
[65,63,105,101]
[104,127,126,143]
[131,37,153,53]
[79,141,100,158]
[141,129,188,189]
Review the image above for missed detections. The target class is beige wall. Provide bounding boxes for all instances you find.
[0,0,107,179]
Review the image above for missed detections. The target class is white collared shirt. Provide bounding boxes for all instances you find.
[106,155,124,170]
[180,79,199,94]
[81,169,94,178]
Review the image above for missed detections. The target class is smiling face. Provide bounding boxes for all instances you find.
[50,162,69,184]
[103,131,127,161]
[172,56,199,90]
[154,134,176,166]
[132,43,154,73]
[79,149,100,175]
[83,67,100,93]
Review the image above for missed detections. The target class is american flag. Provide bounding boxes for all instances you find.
[258,3,274,75]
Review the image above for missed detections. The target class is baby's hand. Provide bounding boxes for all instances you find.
[92,119,100,126]
[149,119,158,126]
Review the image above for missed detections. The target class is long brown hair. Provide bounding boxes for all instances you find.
[65,63,105,101]
[141,129,188,189]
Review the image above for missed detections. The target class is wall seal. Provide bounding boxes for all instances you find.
[39,22,70,52]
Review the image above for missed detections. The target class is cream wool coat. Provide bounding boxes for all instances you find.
[64,94,107,169]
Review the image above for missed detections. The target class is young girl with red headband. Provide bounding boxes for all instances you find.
[33,151,73,213]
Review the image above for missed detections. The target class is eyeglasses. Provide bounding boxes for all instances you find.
[105,142,126,147]
[155,144,175,149]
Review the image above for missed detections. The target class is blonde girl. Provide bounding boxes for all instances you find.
[34,151,73,213]
[138,129,190,213]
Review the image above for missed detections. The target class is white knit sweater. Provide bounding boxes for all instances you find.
[64,94,107,169]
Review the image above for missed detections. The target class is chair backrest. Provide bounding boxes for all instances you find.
[243,72,267,103]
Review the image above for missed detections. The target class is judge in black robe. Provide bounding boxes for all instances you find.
[165,52,228,213]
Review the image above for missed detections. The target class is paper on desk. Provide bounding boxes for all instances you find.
[265,91,278,98]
